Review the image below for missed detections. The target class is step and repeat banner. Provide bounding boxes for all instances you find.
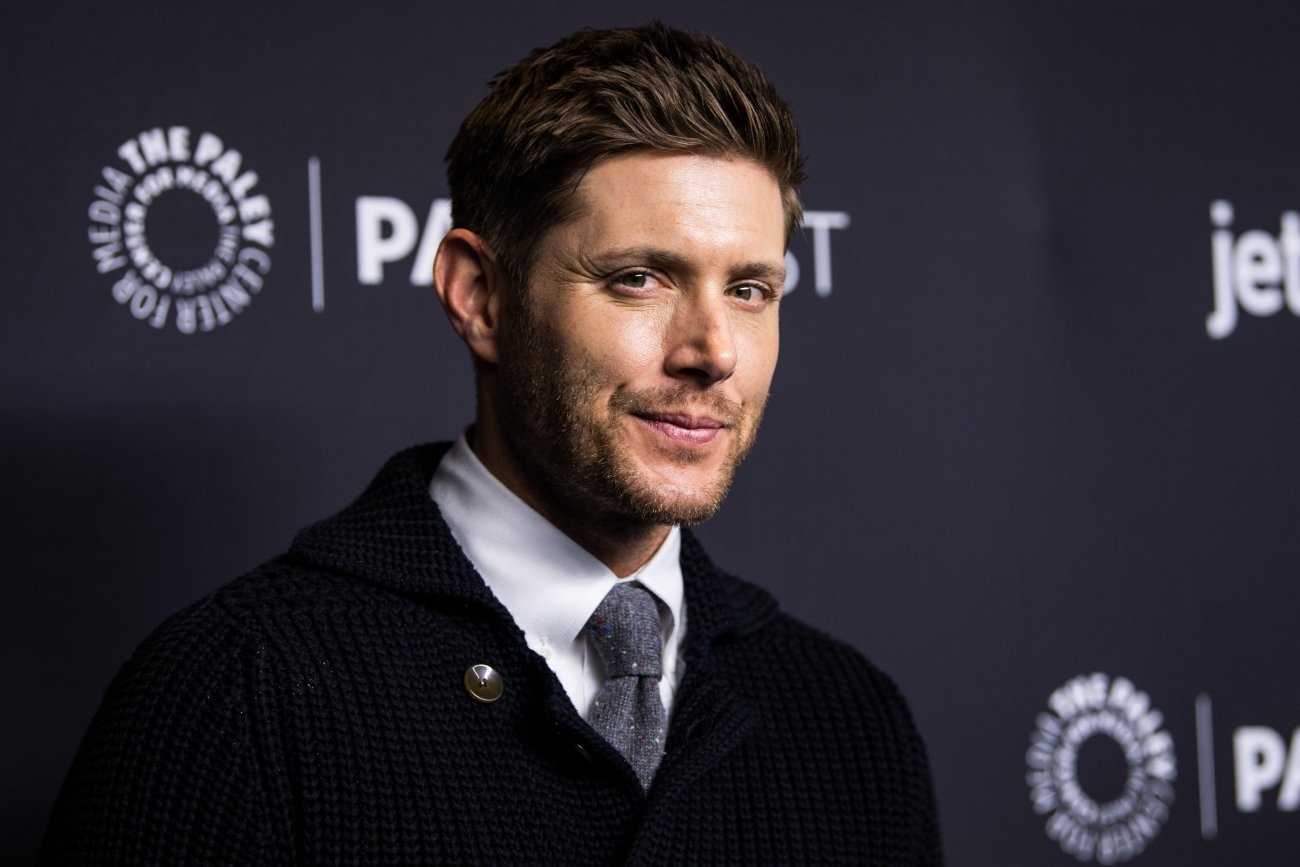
[5,2,1299,864]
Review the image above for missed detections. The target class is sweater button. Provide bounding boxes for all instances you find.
[463,663,504,703]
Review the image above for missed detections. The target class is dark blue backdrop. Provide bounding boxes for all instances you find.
[5,2,1299,863]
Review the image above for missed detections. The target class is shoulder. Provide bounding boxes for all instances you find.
[733,597,922,734]
[122,556,378,658]
[682,533,925,743]
[71,555,360,745]
[38,563,320,864]
[687,555,943,862]
[124,553,430,700]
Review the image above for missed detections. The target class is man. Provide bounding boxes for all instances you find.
[42,24,941,865]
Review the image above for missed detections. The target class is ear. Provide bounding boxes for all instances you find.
[433,228,505,364]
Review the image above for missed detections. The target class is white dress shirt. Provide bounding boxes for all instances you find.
[430,433,686,720]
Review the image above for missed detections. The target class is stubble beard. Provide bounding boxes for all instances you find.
[495,295,767,532]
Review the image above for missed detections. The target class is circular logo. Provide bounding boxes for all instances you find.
[1027,673,1177,864]
[87,126,274,333]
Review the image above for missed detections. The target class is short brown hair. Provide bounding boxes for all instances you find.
[445,22,805,288]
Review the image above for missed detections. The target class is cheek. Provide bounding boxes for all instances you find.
[577,308,670,380]
[737,319,780,395]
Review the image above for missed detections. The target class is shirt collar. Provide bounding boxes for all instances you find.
[429,432,684,653]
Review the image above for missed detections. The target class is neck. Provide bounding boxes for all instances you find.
[545,510,671,578]
[466,423,671,578]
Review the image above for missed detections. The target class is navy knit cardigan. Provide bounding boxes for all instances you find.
[41,444,942,865]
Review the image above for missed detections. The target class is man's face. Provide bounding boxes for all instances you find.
[493,152,786,528]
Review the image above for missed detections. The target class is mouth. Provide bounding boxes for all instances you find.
[631,411,728,446]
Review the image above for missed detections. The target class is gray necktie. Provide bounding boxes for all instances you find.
[585,582,667,790]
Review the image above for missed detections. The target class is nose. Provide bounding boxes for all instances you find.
[664,292,737,384]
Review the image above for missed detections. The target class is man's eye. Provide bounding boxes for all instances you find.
[618,272,651,289]
[729,284,770,304]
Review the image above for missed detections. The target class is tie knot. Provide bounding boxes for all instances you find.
[585,582,663,678]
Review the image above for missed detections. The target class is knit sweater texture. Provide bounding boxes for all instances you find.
[41,444,942,865]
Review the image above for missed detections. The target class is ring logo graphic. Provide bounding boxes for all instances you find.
[1027,673,1177,864]
[88,126,275,333]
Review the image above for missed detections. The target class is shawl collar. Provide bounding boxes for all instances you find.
[288,443,780,647]
[288,443,783,806]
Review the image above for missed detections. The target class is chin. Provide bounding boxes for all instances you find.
[614,465,734,527]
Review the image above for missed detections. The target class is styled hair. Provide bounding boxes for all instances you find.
[445,22,806,288]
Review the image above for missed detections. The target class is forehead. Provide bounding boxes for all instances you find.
[564,152,788,258]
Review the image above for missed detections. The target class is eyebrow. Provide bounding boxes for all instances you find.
[582,246,787,285]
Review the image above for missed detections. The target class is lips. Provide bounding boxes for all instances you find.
[632,411,728,446]
[637,412,725,430]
